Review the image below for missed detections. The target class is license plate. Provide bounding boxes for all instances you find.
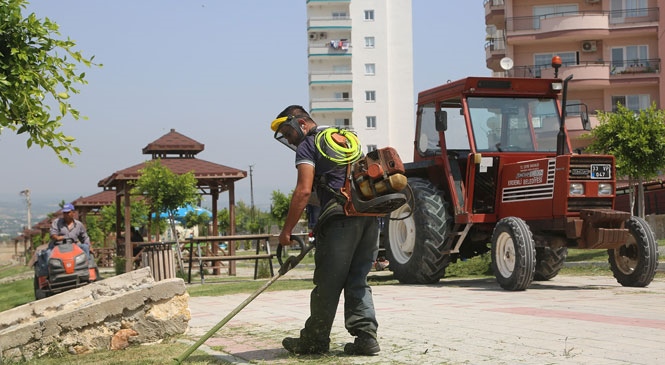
[590,164,611,179]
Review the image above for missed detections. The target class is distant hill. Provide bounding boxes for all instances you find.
[0,195,62,242]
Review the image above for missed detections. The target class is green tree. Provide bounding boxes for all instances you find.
[217,208,230,235]
[131,159,199,272]
[270,190,292,228]
[183,210,211,236]
[584,103,665,217]
[0,0,101,164]
[95,198,154,247]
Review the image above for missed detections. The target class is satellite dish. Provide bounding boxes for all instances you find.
[500,57,514,71]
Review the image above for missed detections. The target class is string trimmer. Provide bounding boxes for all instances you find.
[174,235,313,364]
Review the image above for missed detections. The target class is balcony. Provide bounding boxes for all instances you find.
[485,37,506,69]
[511,59,660,87]
[309,40,351,57]
[506,8,658,37]
[309,71,352,84]
[308,16,352,29]
[484,0,505,27]
[310,98,353,111]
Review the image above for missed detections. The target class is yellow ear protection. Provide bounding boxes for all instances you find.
[271,115,307,150]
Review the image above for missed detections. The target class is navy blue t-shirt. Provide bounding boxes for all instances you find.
[295,132,346,209]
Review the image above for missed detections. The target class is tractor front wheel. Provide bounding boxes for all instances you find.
[491,217,536,291]
[608,216,658,287]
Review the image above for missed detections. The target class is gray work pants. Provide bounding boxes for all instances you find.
[300,215,379,345]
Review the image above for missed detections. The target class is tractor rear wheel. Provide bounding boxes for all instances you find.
[491,217,536,291]
[534,247,568,281]
[608,216,658,287]
[384,178,451,284]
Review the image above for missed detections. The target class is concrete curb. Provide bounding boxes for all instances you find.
[564,261,665,272]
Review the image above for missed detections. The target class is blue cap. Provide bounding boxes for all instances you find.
[62,203,75,212]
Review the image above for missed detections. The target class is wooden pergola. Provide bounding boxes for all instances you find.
[97,128,247,272]
[71,190,117,226]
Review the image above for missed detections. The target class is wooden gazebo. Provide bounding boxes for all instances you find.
[97,128,247,272]
[71,190,116,225]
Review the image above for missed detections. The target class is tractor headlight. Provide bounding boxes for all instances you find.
[48,258,63,269]
[569,183,584,195]
[75,253,87,265]
[551,82,563,91]
[598,183,613,195]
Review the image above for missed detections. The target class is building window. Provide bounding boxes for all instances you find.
[334,92,350,100]
[364,10,374,21]
[611,45,648,73]
[364,36,375,48]
[365,90,376,102]
[366,116,377,129]
[534,52,575,77]
[367,144,377,153]
[335,118,351,128]
[612,94,650,112]
[332,11,347,19]
[365,63,375,75]
[533,5,578,29]
[611,0,647,18]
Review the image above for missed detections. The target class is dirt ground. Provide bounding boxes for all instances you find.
[0,241,25,266]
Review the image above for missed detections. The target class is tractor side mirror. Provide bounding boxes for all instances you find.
[435,110,447,132]
[580,111,591,131]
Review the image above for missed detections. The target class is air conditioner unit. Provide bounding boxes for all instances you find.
[309,32,318,41]
[582,40,597,52]
[319,32,327,39]
[586,0,601,4]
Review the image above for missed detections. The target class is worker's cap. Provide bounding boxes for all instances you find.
[62,203,75,212]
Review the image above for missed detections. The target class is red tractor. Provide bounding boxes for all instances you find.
[382,72,659,290]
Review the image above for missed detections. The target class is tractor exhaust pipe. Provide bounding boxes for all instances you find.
[557,74,574,156]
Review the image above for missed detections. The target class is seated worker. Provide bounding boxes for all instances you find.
[49,203,92,260]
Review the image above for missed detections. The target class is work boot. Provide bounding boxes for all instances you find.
[282,337,329,355]
[344,335,380,356]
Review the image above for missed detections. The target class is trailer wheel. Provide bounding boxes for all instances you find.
[534,247,567,281]
[608,216,658,287]
[491,217,536,291]
[384,178,451,284]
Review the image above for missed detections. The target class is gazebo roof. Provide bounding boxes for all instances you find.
[142,128,204,157]
[97,158,246,189]
[72,190,116,208]
[97,128,246,191]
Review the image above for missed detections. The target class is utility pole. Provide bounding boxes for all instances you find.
[249,164,255,222]
[19,189,32,252]
[19,189,31,230]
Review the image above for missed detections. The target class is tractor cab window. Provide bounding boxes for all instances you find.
[416,103,440,155]
[467,97,562,153]
[441,100,470,151]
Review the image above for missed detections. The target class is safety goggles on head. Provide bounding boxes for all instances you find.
[271,115,306,151]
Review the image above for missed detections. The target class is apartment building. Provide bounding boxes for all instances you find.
[305,0,414,160]
[485,0,664,213]
[485,0,662,149]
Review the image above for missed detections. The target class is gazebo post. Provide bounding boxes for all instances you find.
[123,183,133,273]
[211,188,220,275]
[228,183,236,276]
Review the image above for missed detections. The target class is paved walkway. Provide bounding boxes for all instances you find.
[184,272,665,364]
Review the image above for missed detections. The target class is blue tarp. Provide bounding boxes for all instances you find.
[151,205,212,220]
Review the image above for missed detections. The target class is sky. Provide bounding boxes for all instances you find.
[1,0,489,212]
